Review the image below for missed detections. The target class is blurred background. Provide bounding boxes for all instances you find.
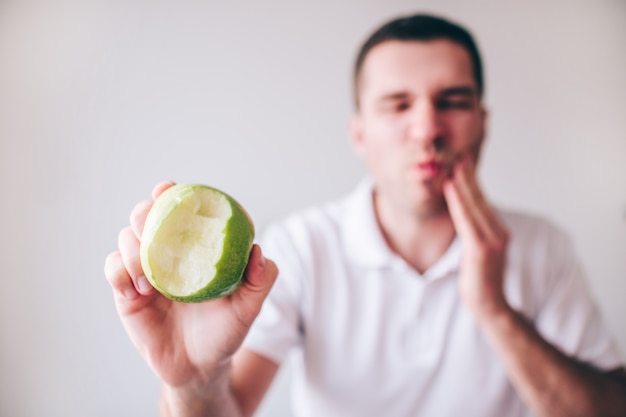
[0,1,624,416]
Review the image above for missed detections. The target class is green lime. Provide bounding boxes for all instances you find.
[140,184,255,302]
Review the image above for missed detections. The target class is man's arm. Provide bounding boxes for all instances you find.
[105,181,280,417]
[160,350,279,417]
[443,156,626,417]
[160,362,239,417]
[231,350,281,417]
[479,305,626,417]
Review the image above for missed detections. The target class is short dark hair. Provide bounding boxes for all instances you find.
[353,14,484,109]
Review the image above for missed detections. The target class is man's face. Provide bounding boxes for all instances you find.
[351,39,487,217]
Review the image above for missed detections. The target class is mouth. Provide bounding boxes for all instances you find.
[417,160,444,175]
[411,159,452,180]
[412,145,461,173]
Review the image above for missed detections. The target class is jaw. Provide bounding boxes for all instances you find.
[411,191,449,220]
[374,176,450,225]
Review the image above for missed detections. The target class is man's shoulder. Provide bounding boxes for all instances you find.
[497,207,578,273]
[260,188,357,250]
[268,193,349,231]
[264,179,370,236]
[497,207,570,242]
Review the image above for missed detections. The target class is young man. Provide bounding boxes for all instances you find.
[105,14,626,417]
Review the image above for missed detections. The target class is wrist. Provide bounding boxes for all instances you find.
[161,383,212,417]
[470,299,517,329]
[161,361,234,417]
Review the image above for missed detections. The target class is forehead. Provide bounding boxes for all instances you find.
[359,39,476,101]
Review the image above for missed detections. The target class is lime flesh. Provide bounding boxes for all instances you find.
[140,184,255,302]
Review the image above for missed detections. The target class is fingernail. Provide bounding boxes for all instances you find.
[137,276,152,294]
[124,288,139,300]
[257,247,266,268]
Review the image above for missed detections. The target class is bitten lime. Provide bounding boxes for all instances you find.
[140,184,255,303]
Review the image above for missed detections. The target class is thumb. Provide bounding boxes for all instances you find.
[231,245,278,324]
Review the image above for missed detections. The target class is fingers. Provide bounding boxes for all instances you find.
[232,245,279,324]
[443,156,507,246]
[152,180,176,200]
[130,181,176,239]
[105,250,139,301]
[105,181,176,305]
[130,200,153,239]
[452,158,497,241]
[118,226,155,296]
[443,178,477,240]
[105,248,164,318]
[243,245,278,295]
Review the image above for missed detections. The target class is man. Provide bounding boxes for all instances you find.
[105,14,626,417]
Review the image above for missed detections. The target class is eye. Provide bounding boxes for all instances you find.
[436,99,473,110]
[379,101,410,114]
[395,101,410,112]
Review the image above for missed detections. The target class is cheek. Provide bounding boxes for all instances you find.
[365,116,408,145]
[360,140,405,181]
[357,118,409,177]
[445,115,483,152]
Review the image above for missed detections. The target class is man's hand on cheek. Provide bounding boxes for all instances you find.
[442,154,511,321]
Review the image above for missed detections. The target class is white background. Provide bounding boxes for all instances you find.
[0,1,624,416]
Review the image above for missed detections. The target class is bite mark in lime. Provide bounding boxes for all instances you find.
[140,184,255,303]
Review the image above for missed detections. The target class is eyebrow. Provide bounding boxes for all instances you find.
[439,86,478,98]
[377,91,411,104]
[376,85,478,104]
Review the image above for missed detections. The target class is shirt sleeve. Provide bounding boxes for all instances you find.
[242,221,305,365]
[534,226,624,371]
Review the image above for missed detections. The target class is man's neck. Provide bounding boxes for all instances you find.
[374,192,456,275]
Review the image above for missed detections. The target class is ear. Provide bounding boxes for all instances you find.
[473,106,489,162]
[350,113,366,158]
[480,106,488,141]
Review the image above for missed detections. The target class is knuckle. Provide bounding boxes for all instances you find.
[470,244,490,262]
[266,260,279,280]
[104,250,119,266]
[130,200,152,224]
[116,227,143,278]
[104,251,118,277]
[476,240,500,259]
[118,226,137,251]
[491,239,505,253]
[104,251,126,285]
[495,230,510,249]
[153,181,176,200]
[118,225,132,242]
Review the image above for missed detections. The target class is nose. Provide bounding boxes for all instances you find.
[407,100,443,150]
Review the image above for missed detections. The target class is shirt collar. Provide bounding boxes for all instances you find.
[342,177,461,280]
[343,178,395,268]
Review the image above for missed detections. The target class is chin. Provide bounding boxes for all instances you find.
[405,189,447,218]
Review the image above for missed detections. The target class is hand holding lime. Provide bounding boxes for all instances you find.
[140,184,255,303]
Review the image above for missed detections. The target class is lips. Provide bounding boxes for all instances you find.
[408,150,456,180]
[410,158,452,181]
[417,160,444,175]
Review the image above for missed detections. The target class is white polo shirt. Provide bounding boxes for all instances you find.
[243,179,623,417]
